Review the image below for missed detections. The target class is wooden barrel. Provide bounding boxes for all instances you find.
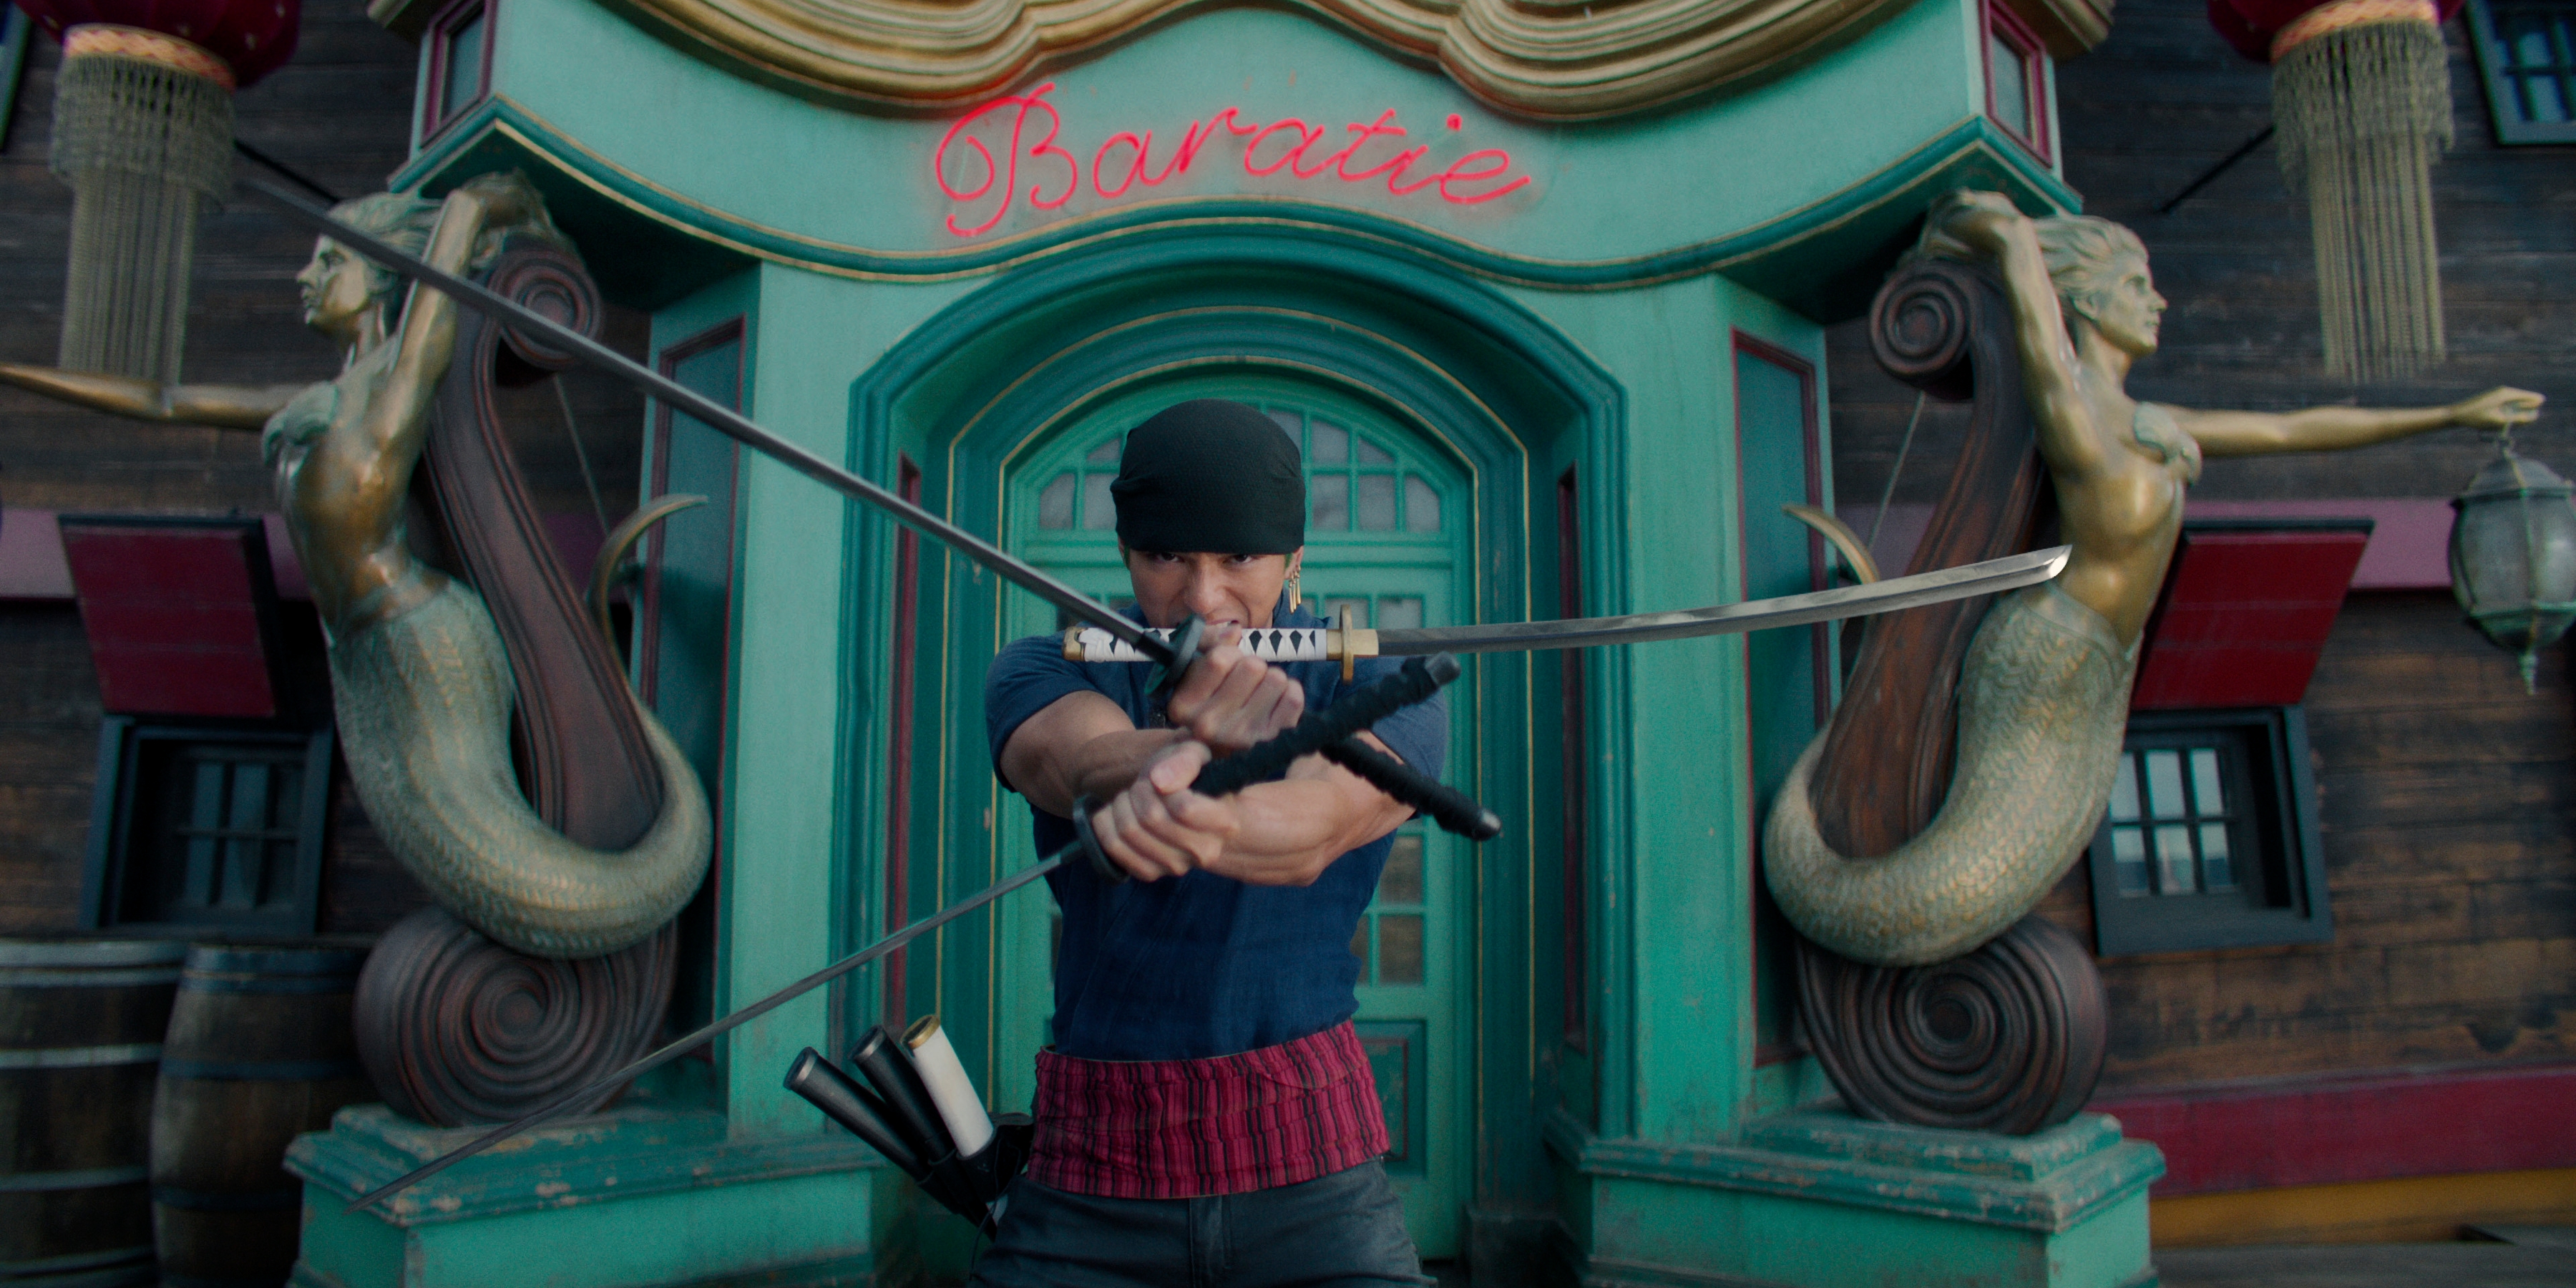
[150,945,374,1288]
[0,939,187,1288]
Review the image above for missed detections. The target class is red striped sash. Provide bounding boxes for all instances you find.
[1028,1021,1387,1199]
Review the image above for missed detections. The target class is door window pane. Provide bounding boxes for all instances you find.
[1039,473,1075,529]
[1311,421,1348,464]
[1357,436,1394,465]
[1082,473,1118,530]
[1357,475,1397,530]
[1377,597,1423,630]
[1377,914,1424,984]
[1405,477,1441,533]
[1312,475,1349,530]
[1380,835,1423,903]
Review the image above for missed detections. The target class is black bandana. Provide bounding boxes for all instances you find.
[1111,399,1305,555]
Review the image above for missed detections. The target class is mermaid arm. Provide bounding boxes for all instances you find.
[2178,386,2544,457]
[1923,192,2109,479]
[343,176,536,486]
[291,175,540,627]
[0,362,303,430]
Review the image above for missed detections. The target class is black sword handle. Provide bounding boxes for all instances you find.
[1071,655,1482,882]
[1319,738,1501,841]
[1192,654,1460,797]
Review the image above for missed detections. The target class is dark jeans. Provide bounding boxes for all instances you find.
[965,1161,1431,1288]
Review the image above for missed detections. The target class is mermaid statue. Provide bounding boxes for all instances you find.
[0,175,710,960]
[1765,190,2542,967]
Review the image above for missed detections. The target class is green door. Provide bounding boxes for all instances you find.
[996,374,1472,1256]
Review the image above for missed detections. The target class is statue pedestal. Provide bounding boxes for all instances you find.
[1546,1107,2163,1288]
[287,1105,909,1288]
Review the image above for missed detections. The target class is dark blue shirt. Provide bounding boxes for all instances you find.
[984,605,1446,1060]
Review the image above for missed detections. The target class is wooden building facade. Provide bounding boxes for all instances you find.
[1830,0,2576,1247]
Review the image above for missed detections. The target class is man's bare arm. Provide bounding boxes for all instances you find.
[1092,736,1415,887]
[998,690,1186,819]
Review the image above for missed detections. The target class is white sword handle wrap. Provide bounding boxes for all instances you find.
[1061,626,1375,665]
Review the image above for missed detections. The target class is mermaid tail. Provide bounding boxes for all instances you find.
[1765,582,2135,966]
[329,578,713,959]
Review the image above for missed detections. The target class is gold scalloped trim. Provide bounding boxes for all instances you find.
[2270,0,2436,57]
[62,24,237,90]
[602,0,1918,119]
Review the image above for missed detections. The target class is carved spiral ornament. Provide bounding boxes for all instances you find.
[353,907,678,1127]
[489,241,600,377]
[1868,262,1981,402]
[1795,915,2107,1136]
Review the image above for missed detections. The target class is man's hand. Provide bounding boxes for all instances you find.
[1091,741,1240,882]
[2451,386,2545,432]
[1163,628,1303,756]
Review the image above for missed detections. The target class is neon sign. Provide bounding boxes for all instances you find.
[933,84,1533,238]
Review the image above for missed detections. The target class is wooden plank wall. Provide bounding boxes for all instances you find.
[1829,0,2576,1095]
[0,0,648,935]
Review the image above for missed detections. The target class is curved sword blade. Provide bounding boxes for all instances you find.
[1065,547,2069,663]
[1383,545,2069,654]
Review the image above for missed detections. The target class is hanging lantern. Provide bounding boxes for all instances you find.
[2207,0,2460,380]
[2449,434,2576,693]
[17,0,300,383]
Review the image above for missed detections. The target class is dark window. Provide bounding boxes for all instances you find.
[1984,0,2051,161]
[2467,0,2576,145]
[82,719,333,937]
[421,0,492,144]
[2086,706,2332,955]
[1558,468,1587,1049]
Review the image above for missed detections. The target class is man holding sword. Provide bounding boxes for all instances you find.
[979,397,1443,1285]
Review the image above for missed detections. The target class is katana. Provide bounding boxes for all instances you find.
[1067,545,2074,668]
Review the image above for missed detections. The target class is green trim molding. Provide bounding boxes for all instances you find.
[288,1106,910,1288]
[393,94,2074,320]
[1545,1108,2164,1288]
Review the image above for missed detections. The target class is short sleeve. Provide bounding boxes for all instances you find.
[1338,658,1445,784]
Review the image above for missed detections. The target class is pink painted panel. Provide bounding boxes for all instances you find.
[2094,1063,2576,1195]
[1,508,615,604]
[1860,499,2451,591]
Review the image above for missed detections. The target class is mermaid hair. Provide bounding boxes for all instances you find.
[2030,215,2148,325]
[324,176,575,315]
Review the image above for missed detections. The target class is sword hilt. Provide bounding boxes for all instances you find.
[1069,654,1482,882]
[1062,623,1380,666]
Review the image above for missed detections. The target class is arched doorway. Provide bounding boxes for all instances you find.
[995,372,1471,1249]
[850,222,1624,1260]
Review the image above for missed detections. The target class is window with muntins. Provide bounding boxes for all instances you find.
[2085,706,2332,955]
[2468,0,2576,144]
[82,719,334,936]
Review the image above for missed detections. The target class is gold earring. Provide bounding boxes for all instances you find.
[1286,566,1302,610]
